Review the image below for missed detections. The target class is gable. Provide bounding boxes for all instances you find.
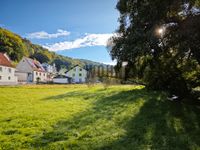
[66,65,87,73]
[16,58,33,73]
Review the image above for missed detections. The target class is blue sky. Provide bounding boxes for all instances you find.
[1,0,119,64]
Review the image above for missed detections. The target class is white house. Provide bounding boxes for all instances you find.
[42,63,57,74]
[53,75,72,84]
[16,57,48,83]
[42,63,57,82]
[66,65,87,83]
[0,53,17,85]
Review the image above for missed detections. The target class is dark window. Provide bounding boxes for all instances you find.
[8,68,11,73]
[79,73,82,76]
[80,69,82,71]
[36,72,38,75]
[40,73,41,76]
[8,76,11,80]
[44,73,45,76]
[0,76,1,80]
[73,74,75,77]
[0,67,2,72]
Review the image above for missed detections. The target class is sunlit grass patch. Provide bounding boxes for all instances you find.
[0,84,200,149]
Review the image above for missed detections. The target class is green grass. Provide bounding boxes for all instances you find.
[0,85,200,150]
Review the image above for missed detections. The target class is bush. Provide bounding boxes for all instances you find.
[36,77,41,84]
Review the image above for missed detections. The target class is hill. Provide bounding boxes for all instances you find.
[0,27,105,71]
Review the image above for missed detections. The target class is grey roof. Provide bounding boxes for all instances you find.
[53,75,71,79]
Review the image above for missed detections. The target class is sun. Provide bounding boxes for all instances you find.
[158,28,164,35]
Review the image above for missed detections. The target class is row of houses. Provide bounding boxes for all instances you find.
[0,53,87,85]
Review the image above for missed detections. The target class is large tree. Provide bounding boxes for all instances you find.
[109,0,200,97]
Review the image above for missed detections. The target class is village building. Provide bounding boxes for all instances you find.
[42,63,57,74]
[66,65,87,83]
[42,63,57,82]
[16,57,48,83]
[53,75,72,84]
[0,53,18,85]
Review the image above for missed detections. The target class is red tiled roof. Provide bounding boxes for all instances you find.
[0,53,13,68]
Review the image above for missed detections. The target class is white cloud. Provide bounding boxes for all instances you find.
[26,29,70,39]
[103,60,117,66]
[43,33,113,51]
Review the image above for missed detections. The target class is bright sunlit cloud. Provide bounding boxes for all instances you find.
[103,60,117,66]
[43,33,113,51]
[26,29,70,39]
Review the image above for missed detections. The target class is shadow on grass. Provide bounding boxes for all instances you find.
[32,88,200,149]
[42,88,110,101]
[99,100,200,150]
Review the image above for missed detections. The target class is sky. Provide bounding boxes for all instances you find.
[0,0,119,65]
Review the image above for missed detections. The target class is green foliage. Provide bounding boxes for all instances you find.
[0,85,200,149]
[36,77,41,84]
[0,28,28,61]
[31,52,50,63]
[109,0,200,97]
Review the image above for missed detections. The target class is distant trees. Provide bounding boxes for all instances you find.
[30,52,50,63]
[109,0,200,97]
[0,28,28,61]
[52,58,70,71]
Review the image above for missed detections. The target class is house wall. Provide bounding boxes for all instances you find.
[15,72,28,82]
[16,58,48,83]
[0,65,17,85]
[53,78,69,84]
[16,58,33,73]
[33,71,48,82]
[66,66,87,83]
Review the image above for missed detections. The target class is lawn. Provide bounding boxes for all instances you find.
[0,85,200,150]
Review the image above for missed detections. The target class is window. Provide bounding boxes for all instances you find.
[8,76,11,80]
[40,73,41,76]
[36,72,38,75]
[79,73,82,77]
[8,68,11,73]
[0,76,1,80]
[80,69,82,71]
[73,68,76,71]
[0,67,2,72]
[44,73,45,76]
[73,74,75,77]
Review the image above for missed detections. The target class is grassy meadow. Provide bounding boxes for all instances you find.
[0,84,200,150]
